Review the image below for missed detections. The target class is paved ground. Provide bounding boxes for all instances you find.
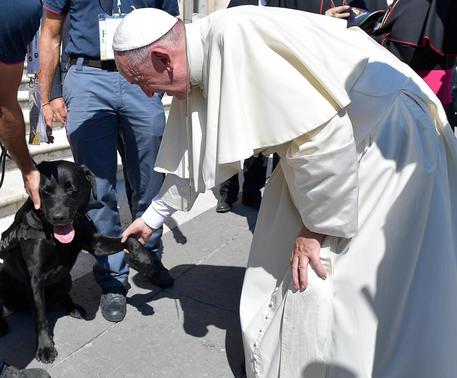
[0,180,258,378]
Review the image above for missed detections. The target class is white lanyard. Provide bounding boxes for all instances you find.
[99,1,125,61]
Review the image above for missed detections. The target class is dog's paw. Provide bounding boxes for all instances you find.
[36,343,58,364]
[69,304,87,319]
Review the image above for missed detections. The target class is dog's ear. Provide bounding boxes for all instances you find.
[81,165,97,200]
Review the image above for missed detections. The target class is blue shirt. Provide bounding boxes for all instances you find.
[44,0,179,59]
[0,0,42,63]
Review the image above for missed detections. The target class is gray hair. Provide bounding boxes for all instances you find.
[119,20,183,68]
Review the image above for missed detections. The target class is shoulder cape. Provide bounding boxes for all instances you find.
[155,6,370,192]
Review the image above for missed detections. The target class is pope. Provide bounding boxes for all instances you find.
[115,6,457,378]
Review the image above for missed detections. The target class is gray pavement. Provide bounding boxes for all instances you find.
[0,184,258,377]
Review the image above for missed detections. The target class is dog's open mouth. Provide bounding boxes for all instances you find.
[53,224,75,244]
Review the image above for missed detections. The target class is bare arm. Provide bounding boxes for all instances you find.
[39,10,65,127]
[0,62,40,209]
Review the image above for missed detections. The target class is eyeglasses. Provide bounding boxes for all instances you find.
[98,0,149,15]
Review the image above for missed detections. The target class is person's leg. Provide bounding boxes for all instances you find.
[220,174,239,203]
[118,80,173,287]
[63,63,128,320]
[272,153,280,171]
[242,155,268,209]
[217,174,239,212]
[117,135,133,212]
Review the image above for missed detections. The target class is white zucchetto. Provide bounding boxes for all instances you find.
[112,8,178,52]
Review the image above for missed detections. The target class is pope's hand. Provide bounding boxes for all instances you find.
[121,218,154,245]
[290,226,327,290]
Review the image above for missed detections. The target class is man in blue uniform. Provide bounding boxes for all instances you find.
[39,0,178,323]
[0,1,52,376]
[0,0,42,210]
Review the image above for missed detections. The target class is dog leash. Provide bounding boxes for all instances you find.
[0,143,10,189]
[0,143,39,189]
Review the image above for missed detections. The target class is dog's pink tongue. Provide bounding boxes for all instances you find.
[53,224,75,244]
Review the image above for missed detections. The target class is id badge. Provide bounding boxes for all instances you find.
[99,13,125,61]
[27,28,40,75]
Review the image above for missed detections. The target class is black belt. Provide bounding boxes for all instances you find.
[68,57,118,71]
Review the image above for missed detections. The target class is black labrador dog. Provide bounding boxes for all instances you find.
[0,160,172,363]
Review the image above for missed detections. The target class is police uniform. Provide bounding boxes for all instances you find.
[0,0,42,63]
[43,0,179,291]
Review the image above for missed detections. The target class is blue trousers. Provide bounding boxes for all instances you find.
[63,59,165,290]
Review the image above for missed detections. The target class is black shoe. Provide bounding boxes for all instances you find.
[129,253,174,289]
[100,286,127,323]
[216,198,232,213]
[242,192,262,210]
[0,363,50,378]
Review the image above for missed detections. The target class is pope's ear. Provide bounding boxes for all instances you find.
[150,49,171,71]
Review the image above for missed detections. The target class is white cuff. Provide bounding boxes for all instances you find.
[141,197,177,229]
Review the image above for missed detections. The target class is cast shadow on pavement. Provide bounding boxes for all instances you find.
[302,362,356,377]
[0,272,102,368]
[224,202,259,234]
[130,263,247,378]
[211,185,260,234]
[164,217,188,245]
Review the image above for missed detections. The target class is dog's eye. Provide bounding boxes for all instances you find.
[64,182,77,194]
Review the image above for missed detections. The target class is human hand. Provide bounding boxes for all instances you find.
[40,104,55,144]
[41,102,54,128]
[290,226,327,290]
[325,5,351,19]
[121,218,154,245]
[23,167,41,210]
[50,97,67,124]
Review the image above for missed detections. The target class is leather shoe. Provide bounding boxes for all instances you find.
[216,198,232,213]
[100,286,127,322]
[0,363,50,378]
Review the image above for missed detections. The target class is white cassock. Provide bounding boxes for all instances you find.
[141,6,457,378]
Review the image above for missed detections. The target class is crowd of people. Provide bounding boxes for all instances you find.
[1,0,457,376]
